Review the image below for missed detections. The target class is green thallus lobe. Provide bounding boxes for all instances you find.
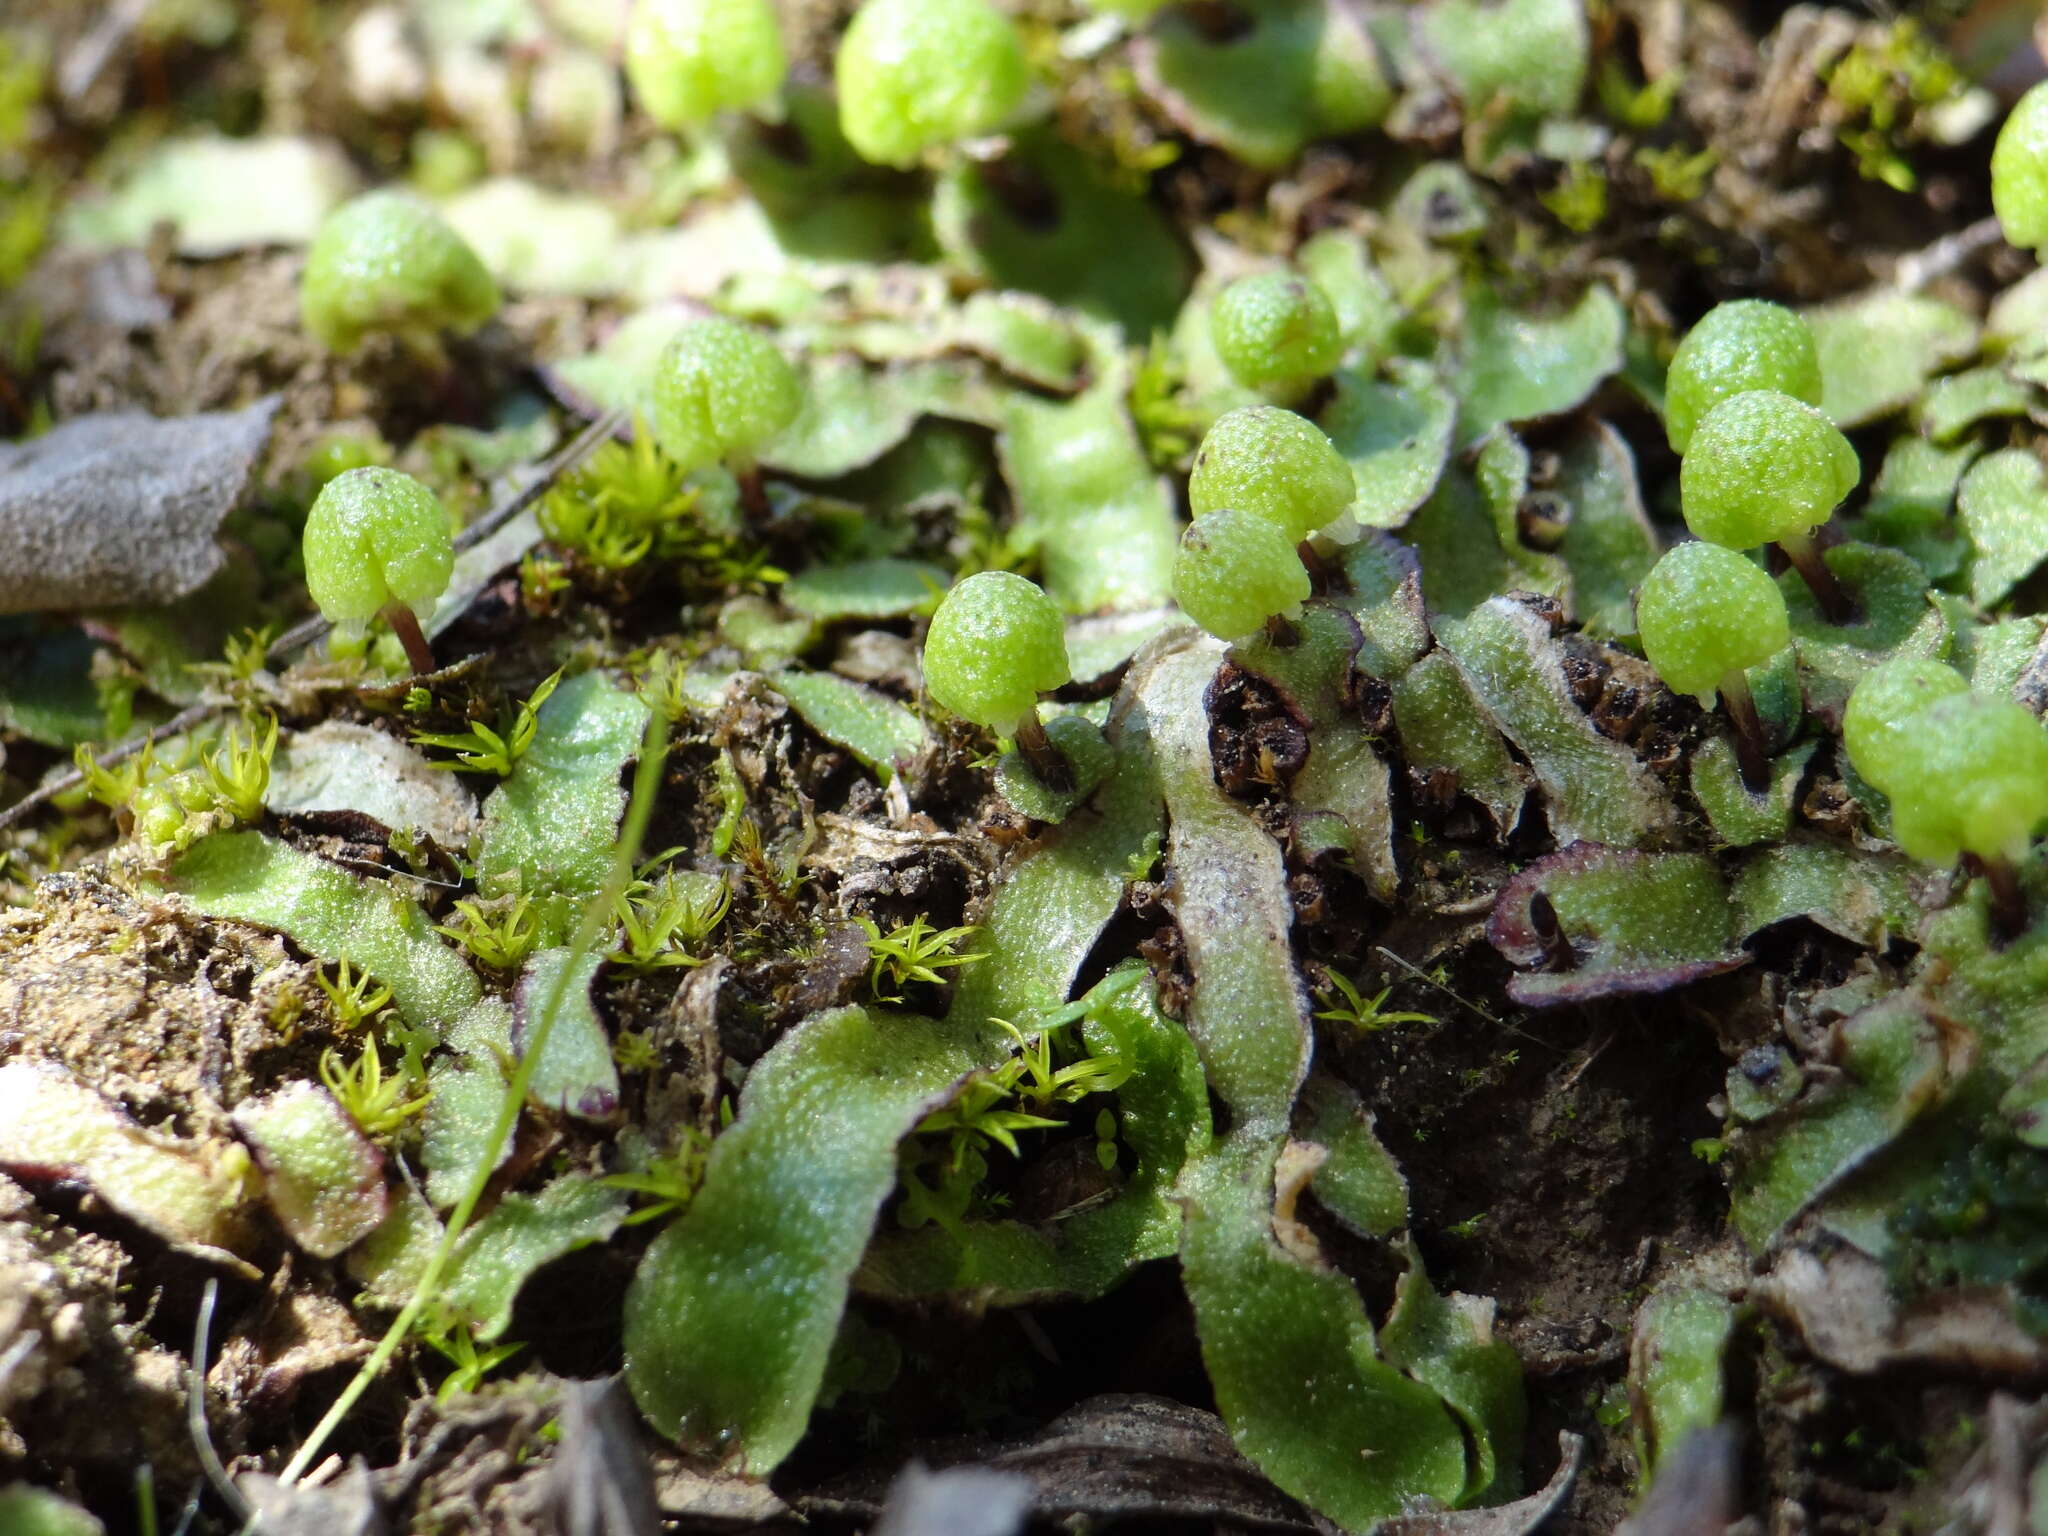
[302,467,456,676]
[923,571,1075,789]
[1634,540,1789,789]
[1679,387,1859,623]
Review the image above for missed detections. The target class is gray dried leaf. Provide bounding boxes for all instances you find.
[871,1462,1033,1536]
[1754,1246,2048,1377]
[0,398,277,615]
[546,1379,662,1536]
[241,1463,386,1536]
[267,722,478,851]
[806,1395,1317,1531]
[1923,1392,2036,1536]
[984,1394,1304,1527]
[1614,1424,1741,1536]
[647,1456,790,1524]
[1380,1432,1586,1535]
[208,1289,373,1420]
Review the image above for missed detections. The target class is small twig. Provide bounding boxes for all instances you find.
[169,1486,203,1536]
[455,407,627,555]
[0,1331,36,1393]
[1890,215,2006,293]
[1556,1029,1614,1094]
[0,408,624,834]
[1374,946,1495,1027]
[332,856,464,888]
[0,697,220,837]
[1988,1393,2027,1536]
[57,0,151,102]
[1370,948,1551,1052]
[189,1279,252,1524]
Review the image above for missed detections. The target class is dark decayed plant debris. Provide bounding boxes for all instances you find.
[6,1,2048,1533]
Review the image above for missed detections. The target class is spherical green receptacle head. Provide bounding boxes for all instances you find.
[1880,693,2048,867]
[625,0,787,129]
[835,0,1029,169]
[923,571,1072,735]
[1841,655,1970,793]
[1993,80,2048,255]
[303,468,456,631]
[299,190,499,355]
[1664,300,1823,454]
[1634,541,1789,704]
[1679,389,1859,551]
[1188,405,1354,541]
[1173,508,1312,643]
[1210,271,1343,393]
[649,316,803,475]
